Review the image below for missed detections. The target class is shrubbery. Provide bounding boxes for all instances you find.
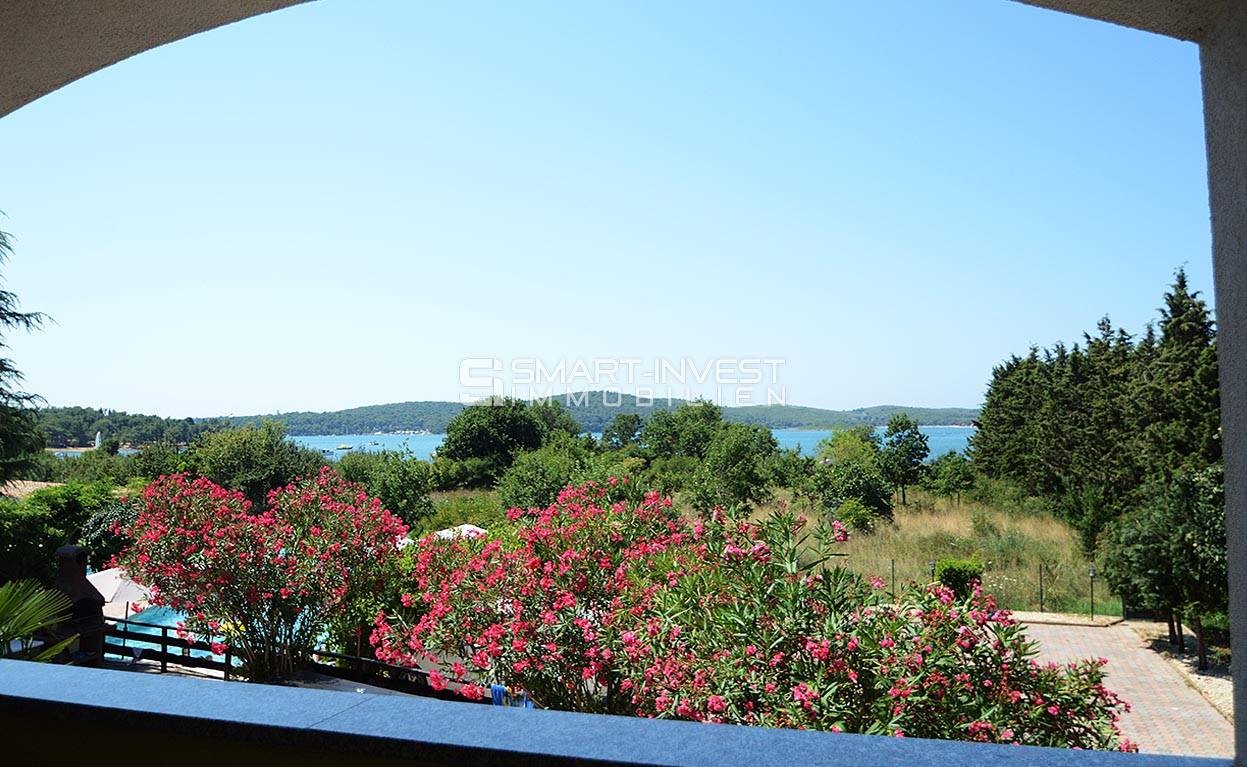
[935,558,984,600]
[0,481,118,582]
[687,423,778,511]
[117,468,408,680]
[338,449,434,527]
[374,482,1134,750]
[811,459,893,523]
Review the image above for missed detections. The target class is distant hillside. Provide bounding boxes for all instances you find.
[37,406,230,448]
[225,401,465,435]
[221,394,978,435]
[724,404,980,430]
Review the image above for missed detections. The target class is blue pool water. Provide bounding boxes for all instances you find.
[293,426,974,461]
[109,605,227,663]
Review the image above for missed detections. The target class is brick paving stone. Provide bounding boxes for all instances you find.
[1022,621,1233,758]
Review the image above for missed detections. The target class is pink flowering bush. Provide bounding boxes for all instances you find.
[116,467,409,680]
[373,482,1133,751]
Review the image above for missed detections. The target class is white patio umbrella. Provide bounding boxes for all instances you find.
[87,568,152,645]
[88,567,151,605]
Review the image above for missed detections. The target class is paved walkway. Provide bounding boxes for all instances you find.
[1023,621,1233,758]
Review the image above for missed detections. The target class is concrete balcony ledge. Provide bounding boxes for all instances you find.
[0,659,1228,767]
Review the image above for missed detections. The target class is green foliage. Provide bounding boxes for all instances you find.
[0,580,76,661]
[639,400,723,461]
[641,455,700,495]
[79,497,140,568]
[687,423,778,511]
[0,225,45,485]
[835,498,877,533]
[815,425,879,464]
[935,558,984,599]
[23,481,115,535]
[133,440,186,479]
[530,398,583,440]
[497,437,590,510]
[971,270,1219,551]
[811,459,893,526]
[926,450,976,503]
[601,413,644,450]
[0,501,60,584]
[338,450,435,525]
[429,455,494,492]
[1098,464,1225,668]
[36,449,136,484]
[0,480,118,582]
[880,413,929,504]
[187,421,326,506]
[438,399,544,486]
[769,447,814,491]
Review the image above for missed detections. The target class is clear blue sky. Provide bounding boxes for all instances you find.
[0,0,1212,418]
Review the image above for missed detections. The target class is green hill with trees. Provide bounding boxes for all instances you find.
[215,395,976,436]
[34,398,978,445]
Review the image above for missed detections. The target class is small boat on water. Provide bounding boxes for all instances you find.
[336,444,353,450]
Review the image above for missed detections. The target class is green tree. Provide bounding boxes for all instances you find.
[1099,465,1225,670]
[530,398,583,441]
[0,223,46,484]
[497,439,589,510]
[187,421,325,506]
[926,450,975,504]
[971,272,1221,553]
[811,459,892,526]
[1140,270,1220,481]
[438,399,544,486]
[879,413,928,504]
[134,440,185,479]
[601,413,644,450]
[815,425,880,465]
[639,400,723,460]
[0,480,117,582]
[688,423,778,511]
[769,447,814,492]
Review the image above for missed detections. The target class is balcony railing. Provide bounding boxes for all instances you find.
[0,658,1227,767]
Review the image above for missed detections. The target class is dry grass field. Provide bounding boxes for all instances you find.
[756,489,1118,615]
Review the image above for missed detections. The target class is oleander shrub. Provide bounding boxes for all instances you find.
[116,467,408,680]
[373,482,1133,750]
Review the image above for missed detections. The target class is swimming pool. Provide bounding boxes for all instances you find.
[107,605,229,663]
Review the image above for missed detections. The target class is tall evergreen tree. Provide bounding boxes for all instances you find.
[1142,269,1220,480]
[971,271,1220,552]
[0,223,46,484]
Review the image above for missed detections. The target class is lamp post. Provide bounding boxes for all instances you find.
[1089,566,1097,621]
[928,560,936,581]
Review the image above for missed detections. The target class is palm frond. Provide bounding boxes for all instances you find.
[0,579,72,659]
